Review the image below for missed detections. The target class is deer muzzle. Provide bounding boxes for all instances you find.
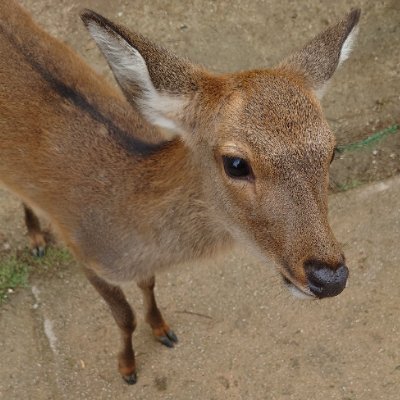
[304,260,349,298]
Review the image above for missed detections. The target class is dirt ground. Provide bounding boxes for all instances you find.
[0,0,399,399]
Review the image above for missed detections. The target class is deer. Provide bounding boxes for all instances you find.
[0,0,360,384]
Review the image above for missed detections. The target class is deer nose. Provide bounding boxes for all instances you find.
[304,261,349,298]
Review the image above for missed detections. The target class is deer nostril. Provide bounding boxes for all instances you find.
[304,261,349,298]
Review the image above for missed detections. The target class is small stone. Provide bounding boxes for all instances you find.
[372,150,378,155]
[3,243,10,250]
[117,11,123,17]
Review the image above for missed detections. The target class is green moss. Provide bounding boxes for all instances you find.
[335,179,363,192]
[35,247,73,267]
[0,255,29,303]
[337,124,399,153]
[0,245,74,304]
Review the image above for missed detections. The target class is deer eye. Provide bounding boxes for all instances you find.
[222,156,252,179]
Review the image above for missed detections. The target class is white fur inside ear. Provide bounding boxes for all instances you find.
[86,22,186,132]
[315,25,358,100]
[338,25,359,67]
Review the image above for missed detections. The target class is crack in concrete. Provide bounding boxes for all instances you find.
[30,286,67,400]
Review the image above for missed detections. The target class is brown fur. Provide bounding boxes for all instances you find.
[0,0,360,383]
[23,204,46,256]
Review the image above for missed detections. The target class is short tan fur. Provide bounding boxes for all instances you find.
[0,0,360,383]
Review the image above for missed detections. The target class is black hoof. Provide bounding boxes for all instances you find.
[32,246,46,258]
[166,329,178,344]
[122,372,137,385]
[158,330,178,348]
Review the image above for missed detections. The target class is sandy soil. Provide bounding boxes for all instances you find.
[0,1,399,399]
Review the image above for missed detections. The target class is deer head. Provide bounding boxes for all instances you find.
[81,9,360,299]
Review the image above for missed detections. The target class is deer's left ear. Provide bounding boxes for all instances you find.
[279,9,361,98]
[81,10,204,134]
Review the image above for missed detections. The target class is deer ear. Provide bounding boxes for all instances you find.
[81,10,202,133]
[279,9,361,98]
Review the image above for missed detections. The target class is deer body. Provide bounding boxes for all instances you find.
[0,0,360,384]
[0,1,230,283]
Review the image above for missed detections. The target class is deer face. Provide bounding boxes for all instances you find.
[201,71,344,298]
[82,8,360,298]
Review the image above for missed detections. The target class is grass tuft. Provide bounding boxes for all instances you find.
[33,247,73,268]
[0,246,73,304]
[0,255,29,303]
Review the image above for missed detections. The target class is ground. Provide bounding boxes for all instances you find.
[0,0,399,399]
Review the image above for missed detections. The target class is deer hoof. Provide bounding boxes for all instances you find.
[166,329,178,343]
[157,329,178,348]
[31,245,46,258]
[122,372,137,385]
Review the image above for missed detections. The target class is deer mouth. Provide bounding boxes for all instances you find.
[281,275,315,299]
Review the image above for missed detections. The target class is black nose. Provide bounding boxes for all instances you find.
[304,260,349,298]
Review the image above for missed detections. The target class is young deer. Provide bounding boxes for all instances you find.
[0,0,360,384]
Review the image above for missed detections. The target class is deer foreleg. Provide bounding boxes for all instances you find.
[23,204,46,257]
[84,267,137,384]
[137,276,178,348]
